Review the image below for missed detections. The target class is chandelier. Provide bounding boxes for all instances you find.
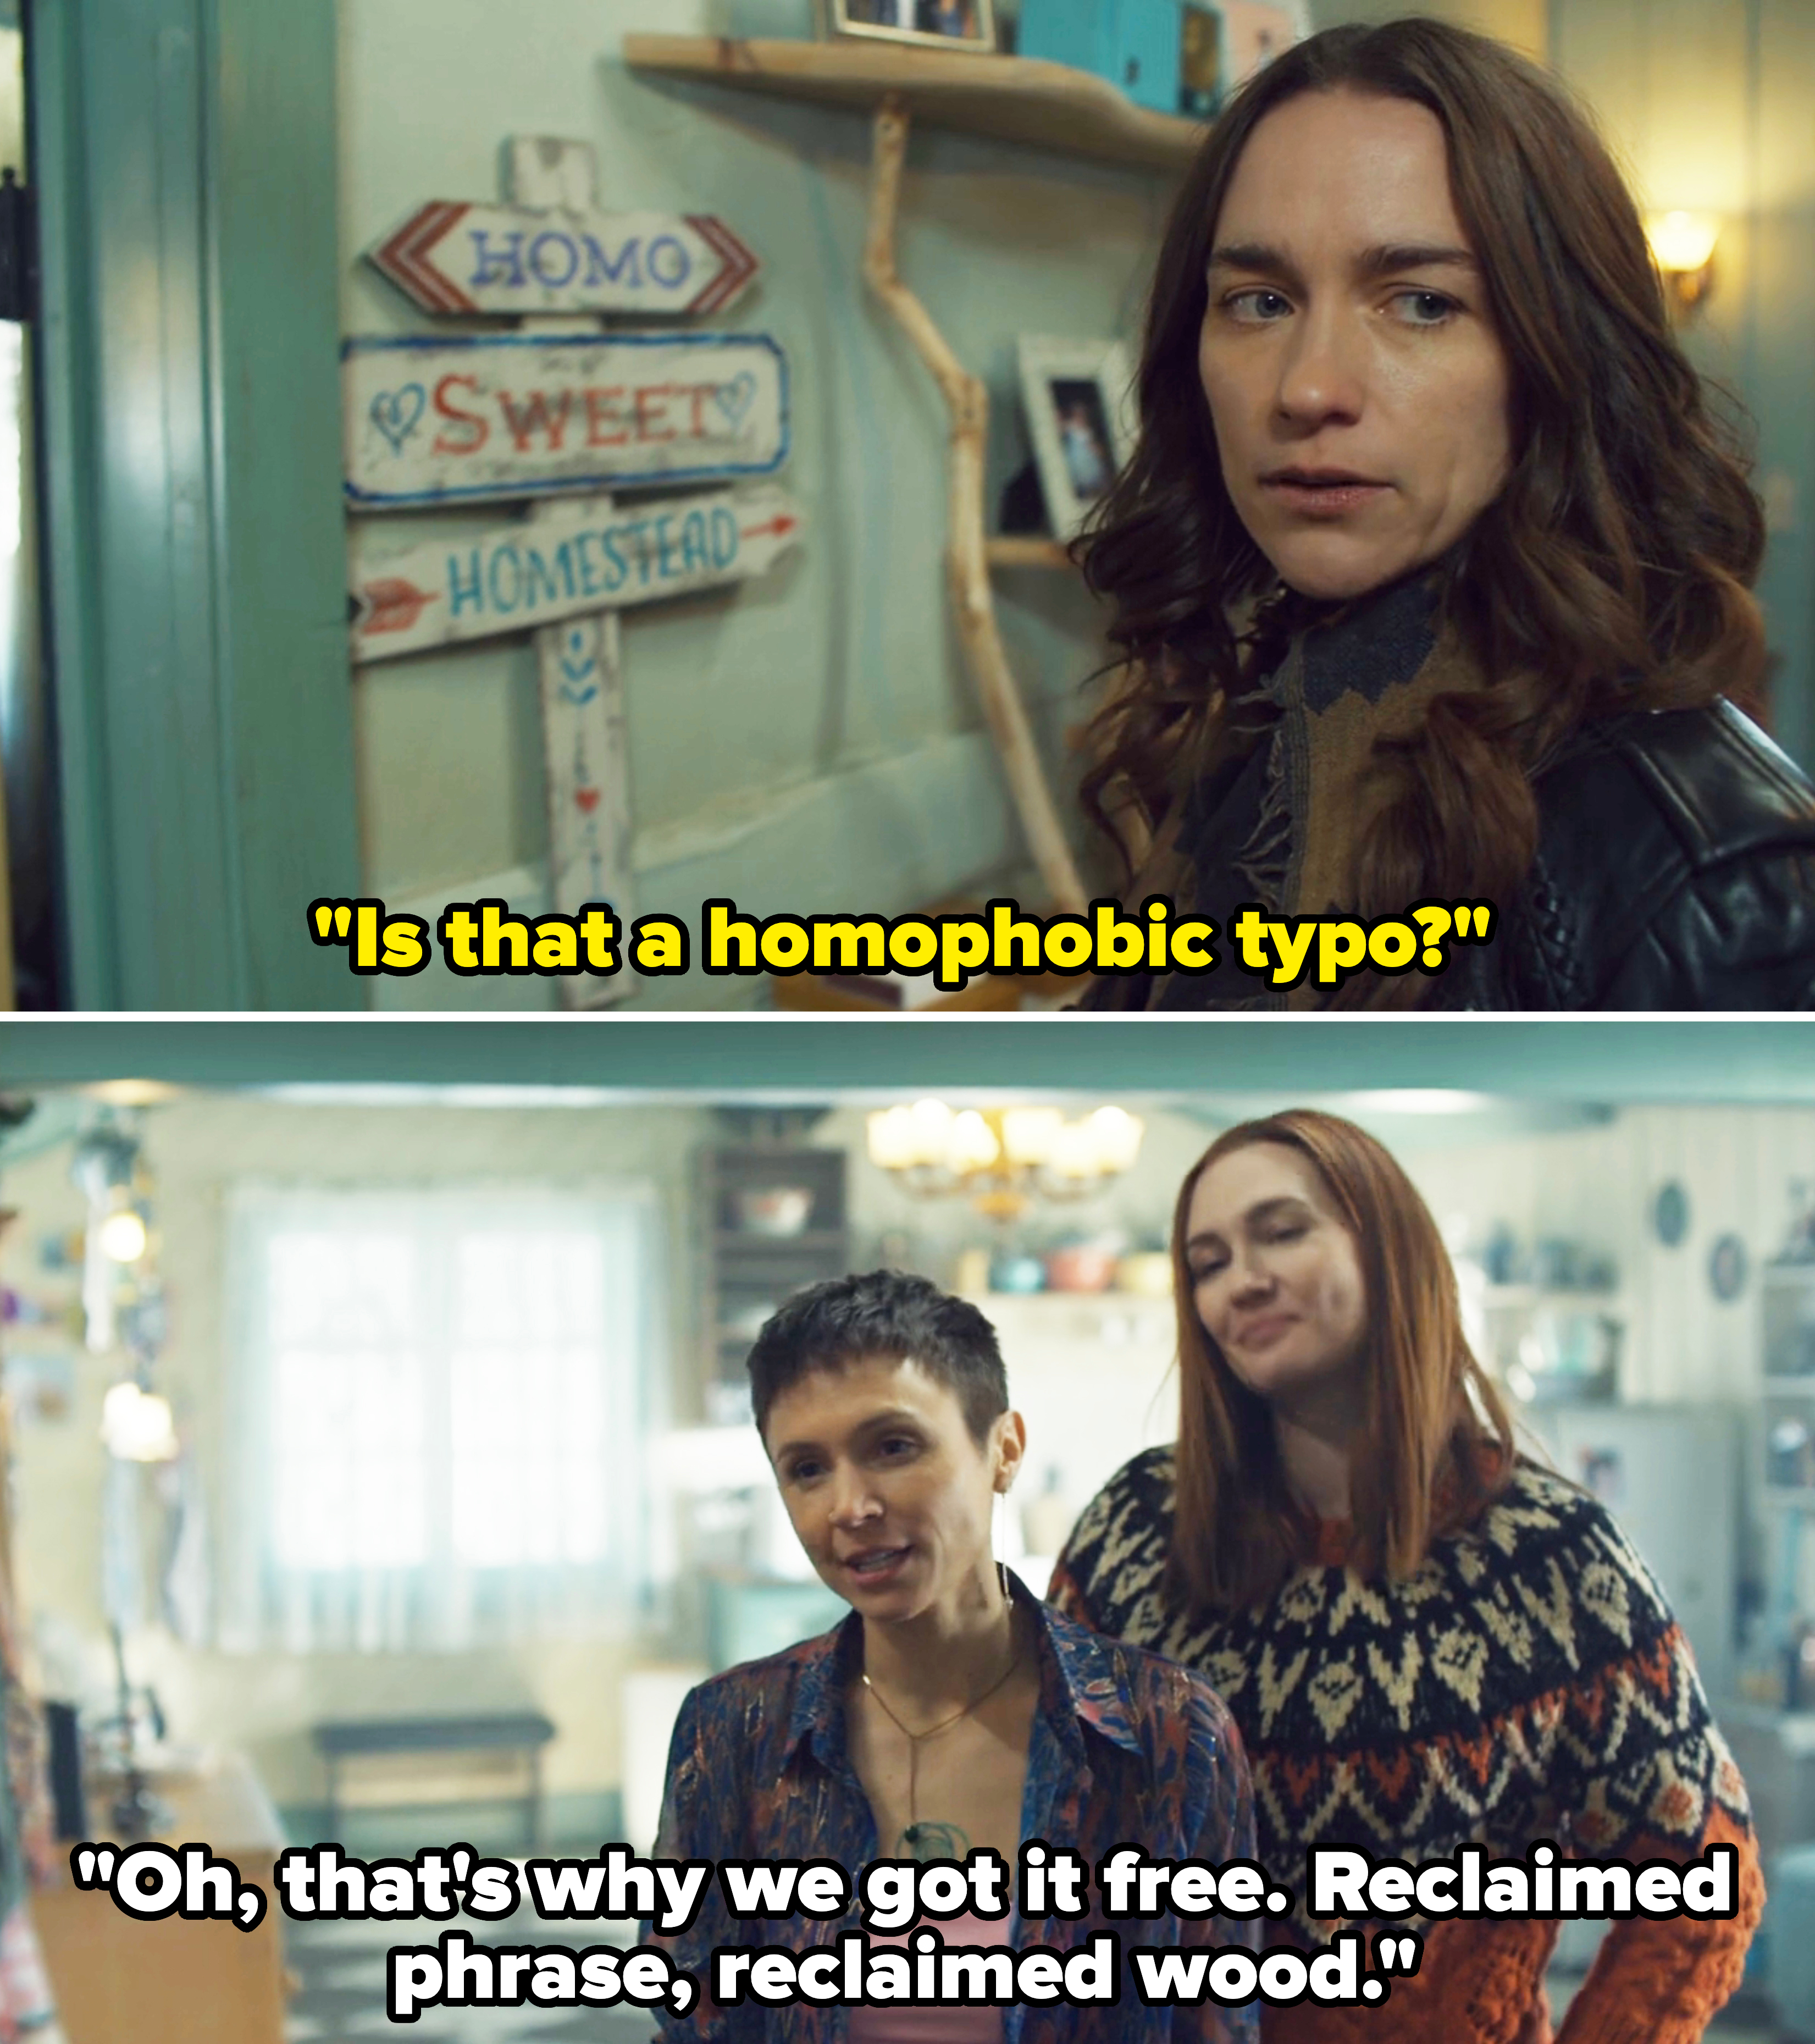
[865,1100,1144,1222]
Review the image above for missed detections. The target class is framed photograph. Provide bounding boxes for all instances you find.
[1178,3,1223,119]
[826,0,997,53]
[1016,335,1138,542]
[1220,0,1303,92]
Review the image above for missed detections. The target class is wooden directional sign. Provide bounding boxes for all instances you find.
[348,483,805,664]
[367,203,761,320]
[343,332,789,510]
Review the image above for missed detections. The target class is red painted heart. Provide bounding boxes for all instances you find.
[575,788,601,813]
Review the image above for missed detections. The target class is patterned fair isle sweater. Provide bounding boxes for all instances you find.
[1049,1450,1762,2044]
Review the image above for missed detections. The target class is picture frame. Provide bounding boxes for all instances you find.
[1220,0,1303,93]
[1016,335,1139,542]
[825,0,997,54]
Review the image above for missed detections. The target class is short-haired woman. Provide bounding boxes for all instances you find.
[1052,1111,1762,2042]
[654,1269,1258,2042]
[1076,19,1815,1010]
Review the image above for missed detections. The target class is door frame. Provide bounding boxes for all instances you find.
[29,0,360,1009]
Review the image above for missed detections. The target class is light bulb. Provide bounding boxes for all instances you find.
[97,1209,148,1263]
[906,1098,954,1168]
[1645,210,1719,273]
[1051,1118,1102,1180]
[99,1382,179,1462]
[866,1106,919,1172]
[1001,1107,1062,1167]
[1086,1106,1144,1173]
[947,1110,1000,1174]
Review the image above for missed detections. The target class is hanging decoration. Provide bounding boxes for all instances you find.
[866,1101,1144,1220]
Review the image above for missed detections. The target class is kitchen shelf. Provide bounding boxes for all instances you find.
[699,1146,850,1396]
[1481,1284,1621,1307]
[713,1228,848,1255]
[622,35,1207,174]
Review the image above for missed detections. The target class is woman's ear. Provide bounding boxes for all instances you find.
[994,1410,1028,1493]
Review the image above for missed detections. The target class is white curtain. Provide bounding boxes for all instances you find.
[219,1183,656,1654]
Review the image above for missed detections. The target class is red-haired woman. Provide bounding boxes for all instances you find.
[1050,1110,1761,2043]
[1075,20,1815,1009]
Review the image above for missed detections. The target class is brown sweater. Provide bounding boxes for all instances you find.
[1050,1452,1762,2044]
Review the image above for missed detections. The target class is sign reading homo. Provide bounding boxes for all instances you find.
[343,332,789,509]
[350,483,804,664]
[367,202,761,319]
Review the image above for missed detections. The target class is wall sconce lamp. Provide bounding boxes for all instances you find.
[1645,211,1720,317]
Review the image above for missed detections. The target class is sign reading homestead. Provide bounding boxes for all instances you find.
[349,484,805,664]
[343,333,789,510]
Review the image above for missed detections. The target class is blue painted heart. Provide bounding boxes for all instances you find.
[560,636,597,686]
[712,372,758,433]
[370,384,427,456]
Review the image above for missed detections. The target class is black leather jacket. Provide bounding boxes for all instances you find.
[1081,698,1815,1012]
[1433,700,1815,1009]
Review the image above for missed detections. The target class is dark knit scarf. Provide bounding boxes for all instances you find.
[1093,570,1488,1012]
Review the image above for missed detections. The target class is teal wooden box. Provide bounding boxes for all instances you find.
[1018,0,1219,118]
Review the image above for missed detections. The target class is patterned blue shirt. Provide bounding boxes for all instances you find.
[651,1577,1259,2041]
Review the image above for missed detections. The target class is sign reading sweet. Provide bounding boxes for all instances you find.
[343,333,789,509]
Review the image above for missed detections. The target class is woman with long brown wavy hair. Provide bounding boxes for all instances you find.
[1075,19,1815,1009]
[1050,1109,1762,2042]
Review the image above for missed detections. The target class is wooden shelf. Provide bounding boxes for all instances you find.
[622,35,1207,174]
[1481,1284,1621,1308]
[714,1227,848,1253]
[986,536,1073,571]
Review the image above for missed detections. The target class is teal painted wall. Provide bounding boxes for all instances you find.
[31,0,361,1009]
[341,0,1172,1012]
[4,1014,1815,1098]
[1546,0,1815,770]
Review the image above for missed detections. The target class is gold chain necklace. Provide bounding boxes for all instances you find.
[861,1609,1022,1861]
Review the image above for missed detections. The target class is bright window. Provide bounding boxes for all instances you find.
[226,1186,652,1650]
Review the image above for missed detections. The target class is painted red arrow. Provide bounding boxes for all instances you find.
[684,213,762,316]
[356,577,442,637]
[368,202,478,317]
[740,515,799,542]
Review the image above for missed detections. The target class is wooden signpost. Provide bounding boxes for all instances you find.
[367,202,761,319]
[342,330,790,509]
[349,483,803,664]
[346,135,796,1008]
[538,591,634,953]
